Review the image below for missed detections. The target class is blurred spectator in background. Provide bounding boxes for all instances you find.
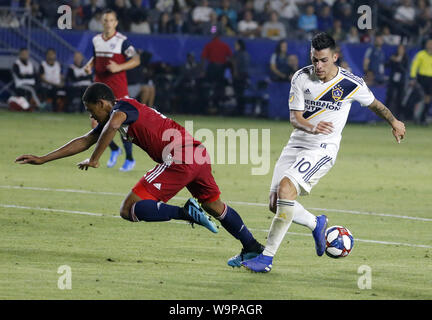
[39,48,66,112]
[329,19,346,42]
[237,9,260,39]
[269,40,294,82]
[169,11,189,34]
[393,0,416,43]
[297,5,318,39]
[110,0,130,31]
[192,0,214,34]
[129,50,156,107]
[130,13,151,34]
[218,14,236,37]
[279,0,300,29]
[256,1,273,25]
[317,4,333,33]
[253,0,267,13]
[29,0,43,23]
[88,9,104,32]
[201,31,233,113]
[129,0,149,28]
[261,11,286,41]
[66,52,92,113]
[157,11,171,33]
[71,0,87,31]
[287,53,298,74]
[156,0,187,13]
[231,39,250,116]
[202,11,219,35]
[363,34,386,84]
[11,48,40,108]
[385,44,409,119]
[215,0,237,28]
[83,0,102,26]
[382,25,401,45]
[339,3,354,31]
[410,38,432,124]
[416,0,432,46]
[174,52,202,114]
[345,26,360,43]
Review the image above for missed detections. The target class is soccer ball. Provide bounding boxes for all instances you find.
[325,226,354,258]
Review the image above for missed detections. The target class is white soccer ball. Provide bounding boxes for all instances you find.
[325,225,354,258]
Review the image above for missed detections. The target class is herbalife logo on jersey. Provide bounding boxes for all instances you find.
[161,121,270,175]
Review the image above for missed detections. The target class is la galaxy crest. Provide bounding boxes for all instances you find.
[331,85,344,102]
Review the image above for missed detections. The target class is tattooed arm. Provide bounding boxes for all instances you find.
[368,98,406,143]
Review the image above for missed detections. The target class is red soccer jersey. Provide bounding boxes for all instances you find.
[114,98,202,164]
[92,32,136,99]
[201,37,233,64]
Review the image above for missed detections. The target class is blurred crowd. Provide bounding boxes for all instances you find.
[5,0,432,123]
[5,0,431,45]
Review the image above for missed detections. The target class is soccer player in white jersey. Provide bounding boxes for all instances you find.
[241,32,406,273]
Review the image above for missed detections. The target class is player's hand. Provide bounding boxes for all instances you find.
[15,154,45,165]
[391,119,406,143]
[312,121,334,135]
[106,60,121,73]
[84,64,92,74]
[77,158,99,170]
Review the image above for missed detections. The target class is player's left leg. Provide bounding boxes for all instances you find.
[200,198,264,267]
[119,138,135,172]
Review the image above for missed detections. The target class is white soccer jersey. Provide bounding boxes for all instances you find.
[288,65,375,150]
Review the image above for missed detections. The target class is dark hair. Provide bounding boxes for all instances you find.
[102,8,118,19]
[275,40,287,55]
[236,39,246,51]
[311,32,336,51]
[82,82,116,104]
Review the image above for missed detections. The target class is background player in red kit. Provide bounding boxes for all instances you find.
[84,9,140,172]
[15,83,264,267]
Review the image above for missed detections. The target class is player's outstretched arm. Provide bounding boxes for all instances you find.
[78,111,127,170]
[290,110,334,135]
[367,99,406,143]
[15,131,99,165]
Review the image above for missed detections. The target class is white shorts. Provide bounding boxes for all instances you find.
[270,145,337,196]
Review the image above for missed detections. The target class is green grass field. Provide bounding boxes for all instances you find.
[1,110,431,300]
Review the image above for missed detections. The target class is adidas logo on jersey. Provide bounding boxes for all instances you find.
[304,89,311,95]
[153,183,161,190]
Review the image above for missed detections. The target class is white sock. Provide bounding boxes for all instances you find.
[263,199,295,257]
[292,201,317,231]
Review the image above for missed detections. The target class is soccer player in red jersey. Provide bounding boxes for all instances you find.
[15,83,264,267]
[84,9,140,171]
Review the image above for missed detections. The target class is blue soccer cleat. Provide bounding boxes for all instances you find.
[119,159,136,172]
[183,198,218,233]
[227,244,264,268]
[241,253,273,273]
[312,215,328,256]
[107,148,122,168]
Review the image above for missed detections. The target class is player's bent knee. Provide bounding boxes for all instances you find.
[278,177,298,200]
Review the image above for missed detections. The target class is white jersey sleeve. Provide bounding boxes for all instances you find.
[351,80,375,107]
[289,68,308,111]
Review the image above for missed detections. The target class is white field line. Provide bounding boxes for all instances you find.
[1,203,431,250]
[1,185,431,222]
